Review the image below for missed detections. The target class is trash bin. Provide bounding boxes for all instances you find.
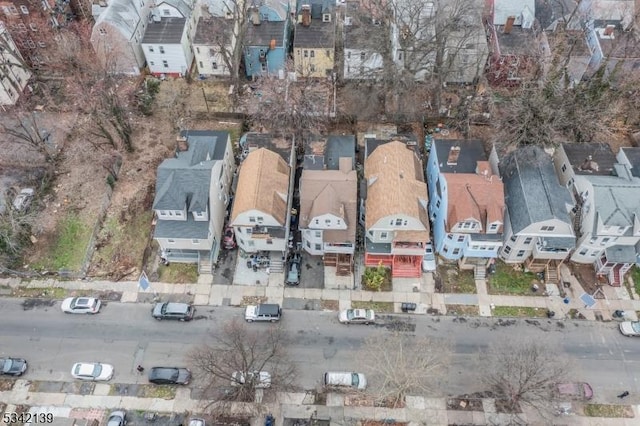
[547,310,555,318]
[401,302,417,313]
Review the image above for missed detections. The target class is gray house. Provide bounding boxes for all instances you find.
[152,130,235,273]
[499,146,575,283]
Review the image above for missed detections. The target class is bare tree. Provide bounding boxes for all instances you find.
[481,338,569,420]
[0,193,37,269]
[359,331,450,407]
[0,112,57,163]
[241,61,333,140]
[188,318,296,412]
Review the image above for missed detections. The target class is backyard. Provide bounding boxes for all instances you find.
[438,264,477,293]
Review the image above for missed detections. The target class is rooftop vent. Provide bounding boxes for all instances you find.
[447,146,461,165]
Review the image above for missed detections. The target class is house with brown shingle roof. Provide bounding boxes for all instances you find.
[299,136,358,278]
[230,148,291,254]
[426,139,505,270]
[363,141,430,278]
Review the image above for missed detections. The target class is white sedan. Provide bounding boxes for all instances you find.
[231,371,271,388]
[338,309,375,324]
[61,297,101,314]
[619,321,640,337]
[422,243,436,272]
[71,362,114,381]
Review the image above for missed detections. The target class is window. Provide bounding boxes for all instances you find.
[196,47,200,54]
[150,61,155,66]
[304,50,308,57]
[541,226,555,231]
[452,248,460,255]
[306,241,311,248]
[395,219,402,226]
[579,248,588,255]
[523,237,532,244]
[436,200,440,208]
[257,216,264,222]
[315,219,319,225]
[360,52,365,60]
[168,239,175,244]
[489,224,498,230]
[162,60,168,68]
[315,231,321,238]
[310,64,316,72]
[246,228,252,235]
[347,52,351,59]
[199,61,203,68]
[561,164,567,172]
[503,246,511,254]
[163,9,170,15]
[510,235,517,242]
[192,239,199,244]
[266,239,273,245]
[326,50,331,57]
[325,219,331,225]
[212,62,218,69]
[380,232,388,239]
[159,46,165,54]
[249,217,256,223]
[148,46,154,52]
[310,50,315,58]
[457,235,464,242]
[9,6,18,14]
[516,250,525,257]
[315,243,322,250]
[20,5,28,14]
[261,63,267,72]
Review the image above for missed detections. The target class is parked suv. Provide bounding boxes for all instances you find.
[286,253,301,286]
[152,302,195,321]
[245,304,282,322]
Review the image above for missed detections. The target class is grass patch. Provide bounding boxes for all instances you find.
[33,214,91,272]
[361,265,392,292]
[584,404,633,418]
[492,306,548,318]
[0,378,15,391]
[351,301,395,313]
[10,287,67,299]
[92,211,153,271]
[488,262,540,295]
[157,263,198,283]
[446,304,479,316]
[137,384,177,400]
[439,265,477,293]
[631,266,640,296]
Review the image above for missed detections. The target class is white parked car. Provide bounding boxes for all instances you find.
[71,362,114,381]
[61,297,101,314]
[338,309,375,324]
[230,371,271,388]
[422,243,436,272]
[619,321,640,337]
[323,372,367,390]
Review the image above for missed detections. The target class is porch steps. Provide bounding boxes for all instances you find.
[474,264,486,280]
[269,256,284,273]
[612,269,622,287]
[199,259,212,274]
[545,264,558,284]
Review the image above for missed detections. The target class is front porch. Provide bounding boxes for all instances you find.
[323,253,353,276]
[596,246,636,287]
[364,253,422,278]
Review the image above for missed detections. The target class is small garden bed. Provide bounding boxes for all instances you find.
[446,304,479,316]
[446,396,484,411]
[631,266,640,296]
[361,264,392,292]
[488,262,540,295]
[351,301,395,312]
[320,300,339,311]
[10,287,67,299]
[137,384,177,399]
[439,265,477,293]
[492,306,548,318]
[0,378,15,391]
[583,404,634,418]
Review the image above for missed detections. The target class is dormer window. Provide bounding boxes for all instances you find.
[322,13,331,22]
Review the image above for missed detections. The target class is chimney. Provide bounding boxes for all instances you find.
[504,16,515,34]
[447,146,461,166]
[339,157,353,173]
[176,135,189,152]
[301,5,311,27]
[604,25,615,36]
[250,6,261,25]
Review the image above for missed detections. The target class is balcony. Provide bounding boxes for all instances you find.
[249,226,285,239]
[324,242,355,254]
[392,241,425,256]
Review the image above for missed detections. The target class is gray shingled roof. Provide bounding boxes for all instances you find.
[142,17,186,44]
[433,139,487,173]
[561,142,616,176]
[193,16,229,45]
[587,174,640,236]
[245,20,286,46]
[294,21,335,48]
[326,135,355,170]
[620,147,640,178]
[500,146,573,235]
[154,217,210,239]
[152,131,229,212]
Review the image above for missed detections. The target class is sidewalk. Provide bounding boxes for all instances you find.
[1,379,638,426]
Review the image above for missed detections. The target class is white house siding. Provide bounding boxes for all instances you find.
[368,214,428,244]
[144,40,190,75]
[343,48,383,79]
[232,210,287,253]
[155,228,214,251]
[194,44,230,76]
[500,218,575,263]
[301,212,347,255]
[302,229,324,255]
[0,23,31,105]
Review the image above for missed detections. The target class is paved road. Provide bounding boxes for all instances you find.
[1,298,638,403]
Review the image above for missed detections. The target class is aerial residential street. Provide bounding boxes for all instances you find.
[2,297,638,404]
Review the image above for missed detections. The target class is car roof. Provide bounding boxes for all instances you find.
[164,302,190,313]
[259,304,280,315]
[149,367,179,378]
[74,297,95,306]
[75,363,97,375]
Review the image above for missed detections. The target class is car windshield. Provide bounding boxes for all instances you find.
[351,373,359,387]
[346,310,355,320]
[632,322,640,333]
[92,364,102,377]
[1,359,12,373]
[73,298,89,308]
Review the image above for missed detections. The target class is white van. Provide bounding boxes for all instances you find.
[323,372,367,390]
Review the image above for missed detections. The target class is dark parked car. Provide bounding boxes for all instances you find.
[148,367,191,385]
[223,226,236,249]
[0,357,27,376]
[285,253,301,286]
[151,302,195,321]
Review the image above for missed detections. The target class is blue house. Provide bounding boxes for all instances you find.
[426,139,505,269]
[243,0,291,78]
